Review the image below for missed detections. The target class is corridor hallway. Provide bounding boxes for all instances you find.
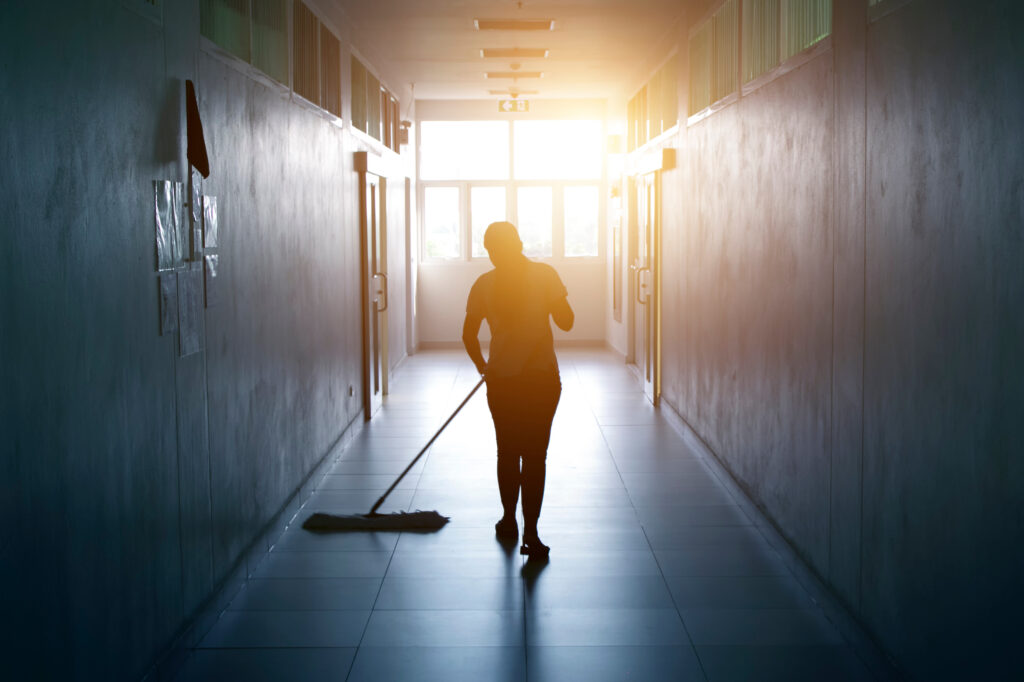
[177,350,877,681]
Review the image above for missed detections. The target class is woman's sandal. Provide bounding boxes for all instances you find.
[519,536,550,559]
[495,517,519,541]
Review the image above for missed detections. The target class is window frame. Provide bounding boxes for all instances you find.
[417,119,606,264]
[686,0,833,125]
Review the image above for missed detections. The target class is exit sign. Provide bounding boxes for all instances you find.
[498,99,529,113]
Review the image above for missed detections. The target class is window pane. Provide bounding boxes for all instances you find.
[782,0,832,59]
[200,0,250,62]
[423,187,460,259]
[471,187,507,258]
[564,186,599,257]
[253,0,288,85]
[513,120,602,180]
[516,187,552,258]
[420,122,510,180]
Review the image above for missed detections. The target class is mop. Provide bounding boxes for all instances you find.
[302,377,485,531]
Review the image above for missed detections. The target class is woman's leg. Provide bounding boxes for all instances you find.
[520,456,546,539]
[496,452,521,524]
[520,374,561,554]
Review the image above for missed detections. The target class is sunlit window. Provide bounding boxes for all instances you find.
[419,118,604,261]
[471,187,507,258]
[564,186,600,257]
[423,186,460,259]
[513,120,603,180]
[420,121,510,180]
[517,187,553,258]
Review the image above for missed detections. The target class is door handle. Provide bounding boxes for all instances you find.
[636,266,650,304]
[375,272,389,312]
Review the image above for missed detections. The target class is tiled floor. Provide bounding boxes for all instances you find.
[176,349,876,681]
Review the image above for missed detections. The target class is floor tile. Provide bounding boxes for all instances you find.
[348,646,525,682]
[682,609,843,646]
[525,550,662,578]
[254,551,392,579]
[361,610,525,647]
[319,474,421,490]
[525,608,689,646]
[697,645,874,681]
[524,575,674,609]
[227,578,381,611]
[527,645,704,682]
[665,574,814,610]
[273,527,400,552]
[175,648,356,681]
[385,551,523,579]
[198,610,370,648]
[655,546,787,577]
[375,577,524,610]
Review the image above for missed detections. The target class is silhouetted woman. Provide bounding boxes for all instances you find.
[462,222,574,559]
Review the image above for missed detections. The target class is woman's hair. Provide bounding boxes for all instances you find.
[483,221,523,253]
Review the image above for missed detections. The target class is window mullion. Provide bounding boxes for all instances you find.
[553,184,565,260]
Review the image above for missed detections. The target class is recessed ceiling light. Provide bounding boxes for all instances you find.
[486,71,543,79]
[474,19,555,31]
[480,48,550,59]
[488,89,539,96]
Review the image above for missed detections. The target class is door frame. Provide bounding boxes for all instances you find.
[355,151,393,420]
[625,147,674,406]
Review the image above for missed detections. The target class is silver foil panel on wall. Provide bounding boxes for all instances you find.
[178,264,204,356]
[204,253,219,307]
[202,195,218,248]
[154,180,173,270]
[171,181,187,267]
[159,274,178,335]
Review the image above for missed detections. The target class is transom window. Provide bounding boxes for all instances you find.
[419,119,604,261]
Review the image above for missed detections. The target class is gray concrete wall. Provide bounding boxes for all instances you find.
[0,2,407,679]
[655,0,1023,678]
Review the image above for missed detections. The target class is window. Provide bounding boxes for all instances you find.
[564,186,599,257]
[629,56,678,150]
[513,120,602,180]
[419,120,603,261]
[351,58,367,132]
[420,121,510,180]
[688,21,712,115]
[252,0,288,85]
[691,0,828,120]
[743,0,780,83]
[712,0,739,103]
[351,56,401,149]
[293,1,319,104]
[320,25,341,116]
[517,187,553,258]
[423,187,461,259]
[782,0,832,60]
[201,0,250,62]
[688,0,739,116]
[471,187,507,258]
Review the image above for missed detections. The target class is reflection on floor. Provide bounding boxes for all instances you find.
[177,349,875,681]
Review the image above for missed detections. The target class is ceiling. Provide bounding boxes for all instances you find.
[331,0,684,101]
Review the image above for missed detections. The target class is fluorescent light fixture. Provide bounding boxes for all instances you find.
[486,71,543,79]
[480,48,550,58]
[474,19,555,31]
[488,89,538,96]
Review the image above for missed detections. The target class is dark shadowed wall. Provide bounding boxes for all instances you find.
[645,0,1022,678]
[0,2,408,679]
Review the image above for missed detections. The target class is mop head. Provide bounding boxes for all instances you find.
[302,510,449,532]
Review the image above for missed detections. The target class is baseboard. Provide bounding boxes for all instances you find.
[658,400,905,681]
[143,410,367,682]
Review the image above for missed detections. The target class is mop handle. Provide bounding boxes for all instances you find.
[369,377,485,515]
